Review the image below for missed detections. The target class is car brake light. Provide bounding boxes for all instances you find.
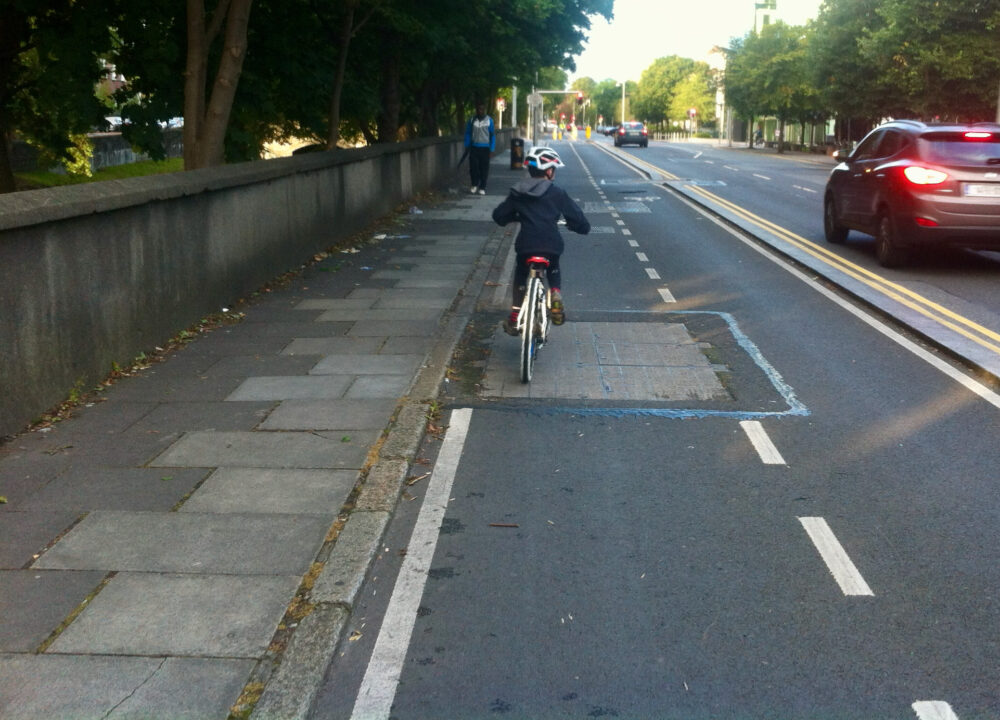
[618,127,624,135]
[964,131,992,140]
[914,217,939,227]
[903,166,948,185]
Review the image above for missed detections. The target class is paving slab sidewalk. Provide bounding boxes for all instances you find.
[0,159,518,719]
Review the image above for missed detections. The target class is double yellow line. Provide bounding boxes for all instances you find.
[679,181,1000,358]
[606,143,1000,360]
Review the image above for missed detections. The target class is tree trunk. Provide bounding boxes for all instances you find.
[0,6,22,193]
[325,5,354,149]
[184,0,253,169]
[0,128,16,194]
[376,34,401,143]
[454,95,465,136]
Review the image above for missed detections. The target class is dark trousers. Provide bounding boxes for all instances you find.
[469,146,491,190]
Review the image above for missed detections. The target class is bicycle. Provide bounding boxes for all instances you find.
[517,255,553,383]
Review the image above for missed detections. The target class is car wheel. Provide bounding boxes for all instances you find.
[823,194,848,244]
[875,211,908,268]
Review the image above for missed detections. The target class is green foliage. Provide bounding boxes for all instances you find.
[0,0,117,191]
[26,134,95,177]
[634,56,697,124]
[728,0,1000,130]
[668,64,716,126]
[858,0,1000,119]
[17,157,183,189]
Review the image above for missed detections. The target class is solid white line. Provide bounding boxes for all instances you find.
[351,408,473,720]
[636,252,649,262]
[670,193,1000,413]
[912,701,959,720]
[739,420,786,464]
[658,287,676,303]
[798,517,874,596]
[645,268,661,280]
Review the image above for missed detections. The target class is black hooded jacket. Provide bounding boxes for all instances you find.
[491,177,590,255]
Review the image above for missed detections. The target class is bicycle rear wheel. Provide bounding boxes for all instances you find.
[519,278,540,383]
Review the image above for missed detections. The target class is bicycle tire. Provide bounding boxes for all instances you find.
[520,278,540,383]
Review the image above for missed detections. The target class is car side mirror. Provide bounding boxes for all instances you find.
[832,148,853,163]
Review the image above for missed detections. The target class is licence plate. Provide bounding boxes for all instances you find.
[963,183,1000,197]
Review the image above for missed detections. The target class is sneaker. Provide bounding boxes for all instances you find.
[502,311,519,336]
[550,289,565,325]
[477,188,486,195]
[470,185,478,194]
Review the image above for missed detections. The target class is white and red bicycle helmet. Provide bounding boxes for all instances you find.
[524,146,565,171]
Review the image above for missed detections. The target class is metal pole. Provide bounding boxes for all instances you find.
[512,85,518,135]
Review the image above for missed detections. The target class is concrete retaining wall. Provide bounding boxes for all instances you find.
[0,131,513,437]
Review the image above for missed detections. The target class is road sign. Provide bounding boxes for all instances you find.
[527,92,542,106]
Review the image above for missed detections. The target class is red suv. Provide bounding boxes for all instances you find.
[823,120,1000,266]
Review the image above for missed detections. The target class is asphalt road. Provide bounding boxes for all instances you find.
[311,138,1000,719]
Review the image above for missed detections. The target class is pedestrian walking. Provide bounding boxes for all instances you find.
[464,102,495,195]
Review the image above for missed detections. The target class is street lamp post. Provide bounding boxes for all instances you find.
[617,82,626,124]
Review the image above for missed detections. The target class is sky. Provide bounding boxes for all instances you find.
[570,0,825,84]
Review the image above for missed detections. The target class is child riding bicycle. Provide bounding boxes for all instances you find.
[491,146,590,335]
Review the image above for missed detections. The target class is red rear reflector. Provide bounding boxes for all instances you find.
[964,132,992,139]
[915,217,939,227]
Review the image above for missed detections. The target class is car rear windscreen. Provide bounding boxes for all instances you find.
[920,131,1000,165]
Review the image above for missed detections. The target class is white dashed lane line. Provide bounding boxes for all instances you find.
[912,701,959,720]
[739,420,786,465]
[585,147,964,718]
[798,517,874,597]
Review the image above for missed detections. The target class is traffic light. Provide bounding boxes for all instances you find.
[576,91,584,106]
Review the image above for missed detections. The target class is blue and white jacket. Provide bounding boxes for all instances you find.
[464,113,495,151]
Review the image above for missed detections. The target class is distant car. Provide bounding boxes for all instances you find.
[604,125,619,136]
[614,121,648,147]
[823,119,1000,267]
